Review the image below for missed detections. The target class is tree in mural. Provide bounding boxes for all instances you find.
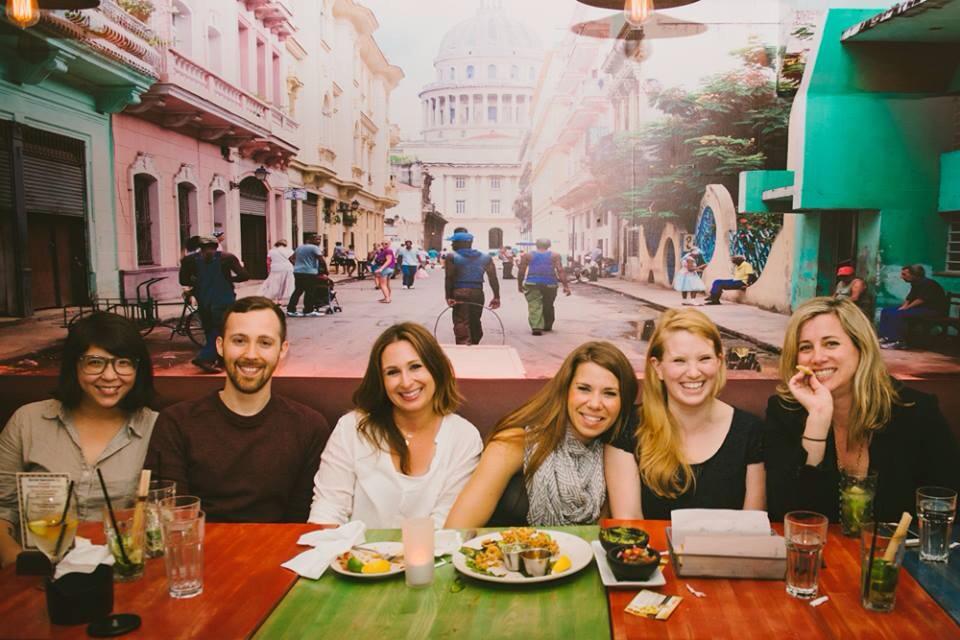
[590,40,792,255]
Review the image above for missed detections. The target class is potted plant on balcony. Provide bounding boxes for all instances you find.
[342,211,357,227]
[118,0,155,22]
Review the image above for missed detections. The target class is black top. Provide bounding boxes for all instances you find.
[489,472,529,527]
[907,277,948,314]
[763,386,960,523]
[607,408,764,520]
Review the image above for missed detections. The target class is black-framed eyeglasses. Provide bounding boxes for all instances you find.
[78,355,139,376]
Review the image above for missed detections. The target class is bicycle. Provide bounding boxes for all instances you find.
[160,291,205,347]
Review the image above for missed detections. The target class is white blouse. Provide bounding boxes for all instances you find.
[308,411,482,529]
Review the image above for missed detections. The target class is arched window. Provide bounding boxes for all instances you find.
[466,65,474,79]
[176,182,199,254]
[487,64,496,79]
[510,65,519,80]
[133,174,159,265]
[449,66,455,81]
[172,0,192,55]
[206,25,222,75]
[489,228,503,249]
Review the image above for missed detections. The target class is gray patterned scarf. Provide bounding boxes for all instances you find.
[525,426,606,526]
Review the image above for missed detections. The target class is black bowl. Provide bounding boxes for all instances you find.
[599,526,650,552]
[606,544,661,582]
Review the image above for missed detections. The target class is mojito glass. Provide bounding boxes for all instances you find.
[916,486,957,563]
[145,479,176,558]
[860,522,906,612]
[839,470,877,537]
[102,498,146,582]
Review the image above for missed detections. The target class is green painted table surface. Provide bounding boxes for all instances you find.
[254,526,610,640]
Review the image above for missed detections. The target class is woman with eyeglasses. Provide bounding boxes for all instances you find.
[0,312,157,567]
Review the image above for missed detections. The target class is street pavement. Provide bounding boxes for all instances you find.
[0,269,957,380]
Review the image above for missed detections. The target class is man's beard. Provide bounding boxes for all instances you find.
[224,357,277,394]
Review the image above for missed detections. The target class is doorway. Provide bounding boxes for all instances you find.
[817,211,858,296]
[28,213,89,309]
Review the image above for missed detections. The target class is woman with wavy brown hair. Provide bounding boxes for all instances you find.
[764,297,959,521]
[445,341,638,528]
[605,308,765,519]
[308,323,482,528]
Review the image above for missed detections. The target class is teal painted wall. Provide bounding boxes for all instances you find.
[793,8,959,308]
[738,170,794,214]
[940,150,960,213]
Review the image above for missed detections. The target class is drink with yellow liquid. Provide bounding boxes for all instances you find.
[28,516,79,562]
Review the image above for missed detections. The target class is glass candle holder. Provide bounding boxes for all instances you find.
[401,517,435,588]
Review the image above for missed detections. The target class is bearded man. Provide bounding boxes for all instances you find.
[144,296,330,522]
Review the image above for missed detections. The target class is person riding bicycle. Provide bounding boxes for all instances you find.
[179,235,249,373]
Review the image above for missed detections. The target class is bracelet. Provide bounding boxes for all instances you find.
[802,435,828,442]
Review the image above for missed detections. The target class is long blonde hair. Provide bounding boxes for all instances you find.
[638,308,726,498]
[776,297,902,446]
[491,341,638,478]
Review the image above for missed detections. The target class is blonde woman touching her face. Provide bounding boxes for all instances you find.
[605,308,765,519]
[445,342,638,528]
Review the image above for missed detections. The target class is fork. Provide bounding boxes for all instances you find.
[352,545,403,563]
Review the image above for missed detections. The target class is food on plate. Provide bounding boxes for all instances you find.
[337,547,403,574]
[795,364,814,377]
[551,554,571,574]
[500,527,560,555]
[599,526,649,552]
[607,544,662,582]
[459,528,561,577]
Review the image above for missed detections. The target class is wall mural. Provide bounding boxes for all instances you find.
[694,206,717,263]
[727,213,783,275]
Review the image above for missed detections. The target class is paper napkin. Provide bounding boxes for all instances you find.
[54,537,115,580]
[282,521,367,579]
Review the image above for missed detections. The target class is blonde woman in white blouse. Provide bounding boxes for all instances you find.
[308,323,481,528]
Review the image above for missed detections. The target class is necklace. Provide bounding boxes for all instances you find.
[834,427,869,475]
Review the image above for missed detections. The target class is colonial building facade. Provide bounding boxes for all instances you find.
[391,0,542,252]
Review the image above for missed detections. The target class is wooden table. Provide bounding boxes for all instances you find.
[603,519,960,640]
[0,522,315,639]
[254,526,611,639]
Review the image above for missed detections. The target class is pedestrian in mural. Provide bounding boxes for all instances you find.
[331,241,345,275]
[674,252,706,306]
[877,264,948,350]
[259,240,295,304]
[344,244,357,277]
[398,240,420,290]
[833,263,870,316]
[286,234,325,317]
[517,238,570,336]
[704,255,755,305]
[373,241,396,303]
[499,245,516,279]
[179,235,249,373]
[444,231,501,345]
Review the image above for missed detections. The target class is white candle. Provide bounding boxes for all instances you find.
[402,517,435,588]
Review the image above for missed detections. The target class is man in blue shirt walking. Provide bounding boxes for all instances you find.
[517,238,570,336]
[444,231,500,345]
[286,234,326,317]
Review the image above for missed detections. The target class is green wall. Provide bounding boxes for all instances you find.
[792,8,959,308]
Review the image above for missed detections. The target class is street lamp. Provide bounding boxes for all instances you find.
[6,0,99,30]
[254,165,270,182]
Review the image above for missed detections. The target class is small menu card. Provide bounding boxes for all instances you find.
[16,472,70,551]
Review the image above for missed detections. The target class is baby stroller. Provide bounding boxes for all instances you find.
[315,273,343,315]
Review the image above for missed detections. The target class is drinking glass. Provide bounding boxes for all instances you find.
[839,470,877,537]
[102,497,146,582]
[784,511,829,599]
[161,510,205,599]
[159,495,201,520]
[861,522,906,612]
[26,489,78,566]
[401,517,434,588]
[145,480,176,559]
[916,487,957,563]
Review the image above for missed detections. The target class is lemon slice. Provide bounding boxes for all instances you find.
[551,555,571,574]
[361,559,392,574]
[28,519,49,538]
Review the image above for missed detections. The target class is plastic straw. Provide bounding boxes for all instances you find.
[52,480,75,560]
[96,468,131,566]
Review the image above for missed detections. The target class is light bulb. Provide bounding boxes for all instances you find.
[624,0,653,28]
[6,0,40,29]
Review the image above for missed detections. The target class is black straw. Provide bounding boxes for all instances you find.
[96,468,131,566]
[52,481,75,561]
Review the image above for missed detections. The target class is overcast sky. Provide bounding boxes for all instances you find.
[362,0,885,140]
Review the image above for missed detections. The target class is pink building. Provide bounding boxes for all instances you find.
[113,1,298,301]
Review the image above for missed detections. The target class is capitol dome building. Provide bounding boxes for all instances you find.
[394,0,544,252]
[420,0,543,142]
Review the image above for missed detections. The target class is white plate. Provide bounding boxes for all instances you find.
[591,541,666,588]
[329,542,405,579]
[453,530,593,584]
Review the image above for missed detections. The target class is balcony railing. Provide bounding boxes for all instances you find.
[162,48,297,141]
